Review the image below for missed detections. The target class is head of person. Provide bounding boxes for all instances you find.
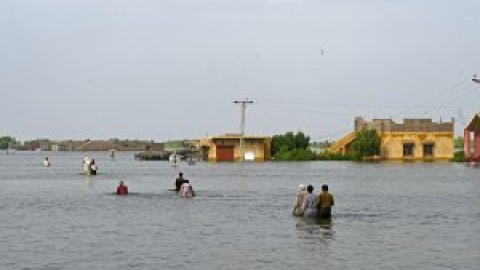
[119,180,124,186]
[179,172,183,177]
[322,184,328,191]
[307,185,314,193]
[298,184,306,192]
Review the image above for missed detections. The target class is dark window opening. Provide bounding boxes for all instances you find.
[423,144,434,157]
[403,143,414,157]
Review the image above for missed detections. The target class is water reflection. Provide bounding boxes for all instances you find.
[295,217,334,243]
[83,177,93,192]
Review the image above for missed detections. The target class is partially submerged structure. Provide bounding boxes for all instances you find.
[195,134,272,162]
[464,114,480,161]
[329,117,454,161]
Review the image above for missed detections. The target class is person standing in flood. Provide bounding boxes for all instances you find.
[43,157,51,167]
[89,159,97,175]
[301,185,318,218]
[179,182,195,197]
[316,184,334,218]
[116,180,128,195]
[293,184,307,216]
[175,172,187,192]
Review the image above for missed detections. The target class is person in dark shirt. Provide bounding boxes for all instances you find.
[175,172,187,192]
[89,159,97,175]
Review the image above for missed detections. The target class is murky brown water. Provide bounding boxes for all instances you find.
[1,152,479,270]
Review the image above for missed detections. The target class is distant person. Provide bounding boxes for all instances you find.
[43,157,51,167]
[179,182,195,197]
[316,184,334,218]
[175,172,187,192]
[90,159,97,175]
[301,185,318,218]
[116,180,128,195]
[292,184,307,216]
[82,157,91,174]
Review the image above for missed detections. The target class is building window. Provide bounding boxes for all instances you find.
[423,144,434,157]
[403,143,414,157]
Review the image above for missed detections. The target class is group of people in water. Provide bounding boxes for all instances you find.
[43,156,98,176]
[82,157,98,175]
[293,184,334,219]
[115,172,195,197]
[43,156,97,175]
[44,156,333,215]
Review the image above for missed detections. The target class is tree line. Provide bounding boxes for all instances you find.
[0,136,20,149]
[271,130,381,161]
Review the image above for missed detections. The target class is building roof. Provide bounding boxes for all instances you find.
[208,134,271,140]
[465,113,480,131]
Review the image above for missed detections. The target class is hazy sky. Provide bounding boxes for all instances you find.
[1,0,480,142]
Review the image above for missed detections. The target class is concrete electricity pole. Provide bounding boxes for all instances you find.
[233,98,253,162]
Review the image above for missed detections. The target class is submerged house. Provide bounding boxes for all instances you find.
[196,134,272,162]
[329,117,454,161]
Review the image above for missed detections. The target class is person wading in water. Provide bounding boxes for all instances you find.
[175,172,187,192]
[316,184,334,218]
[116,180,128,195]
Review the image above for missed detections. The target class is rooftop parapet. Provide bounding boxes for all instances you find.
[355,117,453,133]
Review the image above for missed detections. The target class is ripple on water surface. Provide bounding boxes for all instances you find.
[0,153,479,270]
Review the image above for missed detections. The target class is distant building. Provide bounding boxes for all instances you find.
[23,139,164,152]
[196,134,272,162]
[24,139,53,151]
[61,139,164,152]
[51,143,67,152]
[464,113,480,161]
[329,117,454,161]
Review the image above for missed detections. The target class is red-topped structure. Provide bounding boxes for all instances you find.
[464,114,480,161]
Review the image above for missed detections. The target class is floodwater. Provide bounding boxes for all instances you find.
[1,152,479,270]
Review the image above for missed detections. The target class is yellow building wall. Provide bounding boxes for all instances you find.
[202,137,271,162]
[232,141,268,161]
[379,132,453,160]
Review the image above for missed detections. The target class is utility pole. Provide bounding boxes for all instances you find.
[233,98,253,162]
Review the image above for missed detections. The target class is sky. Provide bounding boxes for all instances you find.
[1,0,480,142]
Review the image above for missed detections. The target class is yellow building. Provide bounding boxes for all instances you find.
[197,134,272,162]
[329,117,454,161]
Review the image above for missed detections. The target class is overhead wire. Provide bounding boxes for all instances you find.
[392,80,474,118]
[254,102,355,117]
[310,127,353,141]
[250,77,479,140]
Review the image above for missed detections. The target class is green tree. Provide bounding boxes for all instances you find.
[0,136,19,149]
[351,129,380,160]
[454,136,464,149]
[271,131,316,161]
[451,150,465,162]
[271,131,310,156]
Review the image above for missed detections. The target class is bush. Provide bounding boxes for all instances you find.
[271,131,310,157]
[273,147,317,161]
[451,151,465,162]
[351,129,380,160]
[317,152,357,161]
